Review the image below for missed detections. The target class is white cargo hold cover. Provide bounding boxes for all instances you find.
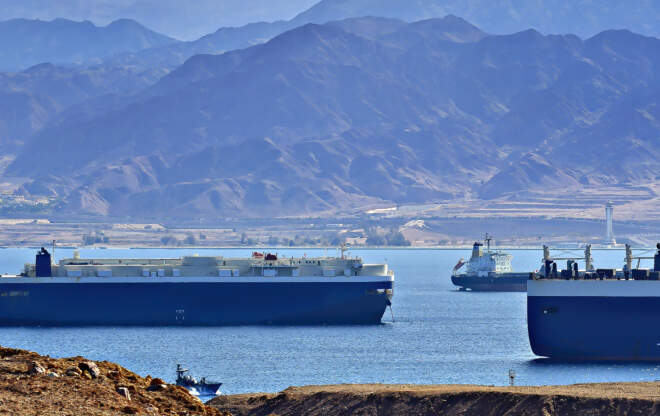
[323,268,336,277]
[157,269,165,277]
[172,268,181,277]
[292,269,300,277]
[232,269,240,277]
[263,269,277,277]
[66,269,82,277]
[96,269,112,277]
[142,269,150,277]
[218,269,232,277]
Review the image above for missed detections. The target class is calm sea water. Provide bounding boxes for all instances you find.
[0,247,658,394]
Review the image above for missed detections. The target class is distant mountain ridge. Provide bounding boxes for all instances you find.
[3,0,660,74]
[293,0,660,38]
[0,18,177,71]
[101,0,660,71]
[104,20,291,70]
[7,17,660,218]
[0,62,167,152]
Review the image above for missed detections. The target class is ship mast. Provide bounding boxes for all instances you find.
[340,243,347,259]
[176,364,188,380]
[485,233,492,252]
[584,244,593,271]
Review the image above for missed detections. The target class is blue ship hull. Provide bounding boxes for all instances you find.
[451,273,528,292]
[178,382,222,396]
[0,280,392,326]
[528,294,660,361]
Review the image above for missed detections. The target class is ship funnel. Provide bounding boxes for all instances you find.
[472,242,483,258]
[35,247,52,277]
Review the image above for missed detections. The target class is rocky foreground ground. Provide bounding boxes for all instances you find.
[209,384,660,416]
[3,346,660,415]
[0,346,226,415]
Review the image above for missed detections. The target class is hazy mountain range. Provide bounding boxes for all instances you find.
[0,62,167,151]
[3,14,659,218]
[0,18,176,71]
[4,0,660,73]
[295,0,660,38]
[1,0,319,41]
[90,0,660,71]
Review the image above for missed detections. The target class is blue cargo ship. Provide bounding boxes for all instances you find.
[0,248,393,326]
[451,235,528,291]
[527,244,660,360]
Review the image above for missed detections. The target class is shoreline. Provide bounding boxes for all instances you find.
[210,383,660,415]
[2,345,660,415]
[0,216,657,249]
[0,245,642,250]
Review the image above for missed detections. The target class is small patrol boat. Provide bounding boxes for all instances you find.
[176,364,222,396]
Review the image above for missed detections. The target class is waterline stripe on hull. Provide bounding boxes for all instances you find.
[0,275,393,284]
[451,273,528,292]
[460,284,526,292]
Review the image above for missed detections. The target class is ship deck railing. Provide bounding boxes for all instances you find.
[531,271,660,281]
[59,258,182,266]
[249,262,299,268]
[0,275,22,279]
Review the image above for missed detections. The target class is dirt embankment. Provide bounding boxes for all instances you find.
[0,346,227,416]
[4,345,660,416]
[208,383,660,416]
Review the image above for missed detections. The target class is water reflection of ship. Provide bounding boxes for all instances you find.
[175,364,222,396]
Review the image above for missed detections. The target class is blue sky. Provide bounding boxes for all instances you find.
[0,0,320,40]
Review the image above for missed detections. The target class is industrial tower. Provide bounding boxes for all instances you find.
[605,201,616,245]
